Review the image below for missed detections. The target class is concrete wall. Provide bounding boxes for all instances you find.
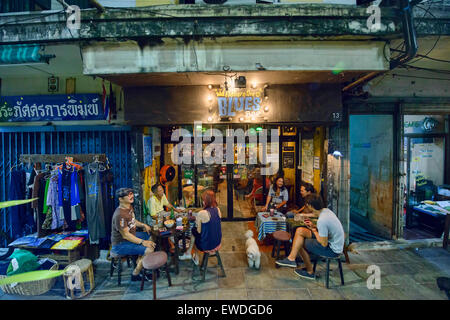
[349,114,394,239]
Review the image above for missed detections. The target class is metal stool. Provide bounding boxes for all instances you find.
[140,251,172,300]
[272,230,291,264]
[192,250,226,282]
[109,251,138,286]
[312,254,345,289]
[63,259,95,299]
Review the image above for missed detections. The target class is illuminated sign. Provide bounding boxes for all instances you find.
[214,88,264,118]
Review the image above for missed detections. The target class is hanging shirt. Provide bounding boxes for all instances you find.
[47,174,64,230]
[85,163,106,244]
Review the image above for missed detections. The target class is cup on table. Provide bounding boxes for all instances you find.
[270,208,274,216]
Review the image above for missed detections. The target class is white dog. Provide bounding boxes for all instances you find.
[245,230,261,269]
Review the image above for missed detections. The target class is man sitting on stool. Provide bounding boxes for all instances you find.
[111,188,156,281]
[275,194,344,280]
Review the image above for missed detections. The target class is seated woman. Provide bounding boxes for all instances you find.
[245,168,271,205]
[262,176,289,215]
[287,182,317,218]
[191,189,222,265]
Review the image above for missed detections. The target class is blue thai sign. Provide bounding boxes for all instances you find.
[0,94,105,122]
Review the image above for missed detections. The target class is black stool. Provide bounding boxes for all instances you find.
[109,251,138,286]
[272,230,291,265]
[312,254,345,289]
[192,250,226,282]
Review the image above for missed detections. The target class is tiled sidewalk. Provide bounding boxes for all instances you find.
[1,221,449,300]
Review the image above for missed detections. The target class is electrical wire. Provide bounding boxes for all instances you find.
[390,73,450,81]
[409,3,442,65]
[0,9,66,27]
[391,48,450,63]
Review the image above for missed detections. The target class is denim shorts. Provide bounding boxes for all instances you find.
[111,232,150,256]
[304,239,340,258]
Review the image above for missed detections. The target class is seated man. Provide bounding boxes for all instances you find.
[286,182,316,218]
[275,193,345,280]
[111,188,156,281]
[147,183,182,218]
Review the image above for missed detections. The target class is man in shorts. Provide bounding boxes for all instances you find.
[275,193,344,280]
[111,188,156,281]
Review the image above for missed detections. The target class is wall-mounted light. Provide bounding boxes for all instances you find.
[207,116,213,122]
[263,83,269,89]
[251,82,257,89]
[235,76,247,89]
[208,84,213,89]
[239,117,244,122]
[207,95,213,102]
[264,105,269,112]
[264,95,269,101]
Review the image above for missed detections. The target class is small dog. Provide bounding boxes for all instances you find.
[245,230,261,270]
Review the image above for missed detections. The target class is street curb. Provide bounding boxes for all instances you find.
[348,238,445,252]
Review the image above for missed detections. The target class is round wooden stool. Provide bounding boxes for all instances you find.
[272,230,291,265]
[140,251,172,300]
[63,259,95,299]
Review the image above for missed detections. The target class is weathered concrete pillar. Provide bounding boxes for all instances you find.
[326,115,350,245]
[130,127,144,221]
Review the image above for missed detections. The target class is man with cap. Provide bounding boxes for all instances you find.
[111,187,156,281]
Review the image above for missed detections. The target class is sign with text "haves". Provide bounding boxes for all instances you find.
[0,94,105,122]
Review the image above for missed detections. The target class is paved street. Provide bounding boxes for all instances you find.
[1,221,449,300]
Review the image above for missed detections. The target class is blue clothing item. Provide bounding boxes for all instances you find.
[304,239,339,258]
[70,170,80,206]
[192,207,222,252]
[111,232,150,256]
[9,170,27,240]
[286,211,295,218]
[61,165,76,231]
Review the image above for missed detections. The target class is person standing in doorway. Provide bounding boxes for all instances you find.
[111,188,156,281]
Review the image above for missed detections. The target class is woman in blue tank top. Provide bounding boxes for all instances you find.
[191,189,222,265]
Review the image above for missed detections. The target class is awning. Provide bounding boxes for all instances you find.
[0,44,55,65]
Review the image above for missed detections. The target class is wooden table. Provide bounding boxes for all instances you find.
[12,241,88,267]
[151,224,190,275]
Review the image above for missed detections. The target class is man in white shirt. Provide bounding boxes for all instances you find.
[276,194,344,280]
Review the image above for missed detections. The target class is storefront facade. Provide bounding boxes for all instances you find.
[123,83,343,221]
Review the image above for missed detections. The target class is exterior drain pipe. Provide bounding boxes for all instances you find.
[342,0,418,93]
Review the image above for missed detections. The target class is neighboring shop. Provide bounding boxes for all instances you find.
[346,99,450,242]
[124,83,343,221]
[0,92,132,253]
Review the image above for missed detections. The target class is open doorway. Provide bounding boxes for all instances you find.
[403,115,449,240]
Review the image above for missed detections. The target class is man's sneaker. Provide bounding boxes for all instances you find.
[179,253,192,261]
[275,258,297,268]
[294,268,315,280]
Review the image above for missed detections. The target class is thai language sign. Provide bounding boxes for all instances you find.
[0,94,105,122]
